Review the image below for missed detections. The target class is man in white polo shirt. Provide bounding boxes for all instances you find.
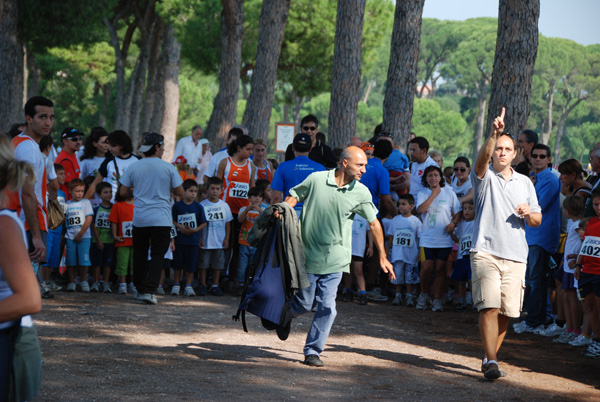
[470,108,541,380]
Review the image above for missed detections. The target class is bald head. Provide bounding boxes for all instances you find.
[350,136,362,147]
[340,146,368,183]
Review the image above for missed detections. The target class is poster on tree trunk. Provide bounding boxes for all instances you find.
[275,123,295,153]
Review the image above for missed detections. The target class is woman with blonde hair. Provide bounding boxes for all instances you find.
[252,138,273,182]
[0,133,43,401]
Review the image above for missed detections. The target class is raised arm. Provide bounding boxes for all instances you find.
[475,107,505,179]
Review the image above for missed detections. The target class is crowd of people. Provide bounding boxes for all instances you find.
[2,95,600,396]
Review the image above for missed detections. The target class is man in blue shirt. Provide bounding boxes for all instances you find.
[360,140,396,216]
[271,133,326,215]
[515,143,561,334]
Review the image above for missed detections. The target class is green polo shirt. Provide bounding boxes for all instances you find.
[289,170,378,274]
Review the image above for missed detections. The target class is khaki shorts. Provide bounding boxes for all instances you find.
[470,251,526,318]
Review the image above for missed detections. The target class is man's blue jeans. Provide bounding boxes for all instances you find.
[524,245,550,327]
[291,272,343,357]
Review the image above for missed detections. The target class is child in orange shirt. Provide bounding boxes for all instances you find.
[235,187,263,294]
[109,186,136,295]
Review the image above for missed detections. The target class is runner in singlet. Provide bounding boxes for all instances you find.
[252,139,273,182]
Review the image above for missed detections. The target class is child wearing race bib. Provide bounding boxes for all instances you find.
[574,189,600,357]
[42,163,66,295]
[90,182,114,293]
[341,213,373,305]
[235,187,264,295]
[171,180,207,296]
[109,186,135,295]
[65,179,94,293]
[386,194,422,307]
[450,200,475,311]
[198,177,233,296]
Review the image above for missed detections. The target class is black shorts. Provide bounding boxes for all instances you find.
[351,255,364,263]
[423,247,452,261]
[578,272,600,298]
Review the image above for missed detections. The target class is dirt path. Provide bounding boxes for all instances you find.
[35,292,599,401]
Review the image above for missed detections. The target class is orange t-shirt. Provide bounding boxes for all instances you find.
[238,207,261,246]
[108,201,134,247]
[221,157,251,214]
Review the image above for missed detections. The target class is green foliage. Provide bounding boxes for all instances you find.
[177,63,218,140]
[558,121,600,162]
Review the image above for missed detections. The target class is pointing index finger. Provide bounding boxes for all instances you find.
[500,107,506,121]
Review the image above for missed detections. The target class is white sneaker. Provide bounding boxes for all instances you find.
[184,286,196,297]
[80,281,90,293]
[405,294,415,307]
[118,283,127,294]
[138,293,157,305]
[431,299,444,312]
[128,283,138,297]
[540,323,565,337]
[553,332,576,344]
[90,281,101,292]
[156,286,165,295]
[569,334,593,347]
[171,285,180,296]
[512,321,526,331]
[392,293,402,306]
[514,323,544,334]
[416,293,428,310]
[584,341,600,358]
[45,280,62,291]
[102,282,112,293]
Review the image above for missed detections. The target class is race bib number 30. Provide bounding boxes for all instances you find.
[95,211,110,228]
[580,236,600,258]
[229,182,249,198]
[122,221,133,238]
[178,213,197,229]
[394,229,414,247]
[66,208,85,228]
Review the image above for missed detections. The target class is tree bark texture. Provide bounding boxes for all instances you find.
[205,0,244,150]
[0,0,24,130]
[242,0,290,141]
[159,24,181,163]
[381,0,425,149]
[327,0,367,149]
[485,0,540,143]
[141,18,165,134]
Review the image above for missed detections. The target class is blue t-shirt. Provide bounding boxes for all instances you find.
[360,158,390,210]
[383,149,409,172]
[172,200,206,246]
[270,155,325,211]
[525,167,561,253]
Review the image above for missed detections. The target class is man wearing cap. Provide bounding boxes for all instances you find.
[55,127,83,199]
[119,132,185,305]
[173,125,204,174]
[271,133,326,216]
[284,115,337,169]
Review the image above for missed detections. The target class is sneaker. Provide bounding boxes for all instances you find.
[514,323,544,334]
[171,285,180,296]
[138,293,158,305]
[156,286,165,295]
[184,286,196,297]
[454,301,467,311]
[358,293,368,305]
[45,280,62,291]
[539,323,565,337]
[42,290,55,299]
[553,332,576,344]
[90,281,101,292]
[405,294,415,307]
[392,293,402,306]
[118,283,127,294]
[197,285,208,296]
[431,299,444,312]
[512,321,526,331]
[416,293,428,310]
[80,281,90,292]
[102,282,112,293]
[128,283,138,297]
[484,361,507,380]
[67,282,76,292]
[365,288,388,302]
[303,354,324,367]
[569,334,593,347]
[209,286,224,296]
[583,341,600,358]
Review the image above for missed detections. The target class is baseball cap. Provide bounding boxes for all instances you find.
[61,127,84,140]
[173,155,187,164]
[138,132,164,153]
[293,133,312,152]
[199,139,209,145]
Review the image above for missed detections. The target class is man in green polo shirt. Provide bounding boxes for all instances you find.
[284,146,394,367]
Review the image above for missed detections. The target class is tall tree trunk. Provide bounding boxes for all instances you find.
[540,80,555,145]
[553,97,584,162]
[99,84,110,127]
[485,0,540,140]
[292,93,306,128]
[328,0,367,149]
[141,19,164,134]
[472,76,489,160]
[382,0,425,149]
[159,24,181,163]
[205,0,244,150]
[0,0,24,130]
[362,79,375,104]
[242,0,290,141]
[26,44,40,98]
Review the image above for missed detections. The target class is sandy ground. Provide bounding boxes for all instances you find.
[33,292,600,401]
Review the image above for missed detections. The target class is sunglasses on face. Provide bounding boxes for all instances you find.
[68,137,83,142]
[531,154,548,159]
[302,126,317,131]
[453,167,467,172]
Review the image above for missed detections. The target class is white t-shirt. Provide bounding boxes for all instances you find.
[416,186,462,248]
[80,156,105,179]
[200,199,233,249]
[351,214,370,257]
[386,215,421,265]
[451,175,472,200]
[173,136,205,170]
[563,219,582,274]
[455,219,475,259]
[410,156,439,197]
[204,148,229,179]
[99,155,140,203]
[65,199,93,239]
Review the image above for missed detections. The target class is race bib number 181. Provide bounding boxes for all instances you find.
[394,229,414,247]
